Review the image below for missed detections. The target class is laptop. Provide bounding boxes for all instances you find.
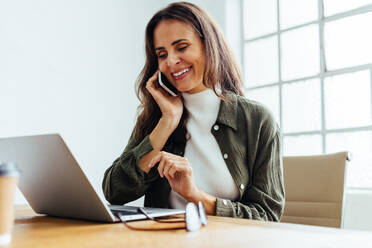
[0,134,185,222]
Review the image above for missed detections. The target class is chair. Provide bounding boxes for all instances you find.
[281,151,350,228]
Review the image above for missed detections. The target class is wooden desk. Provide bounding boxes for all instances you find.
[10,205,372,248]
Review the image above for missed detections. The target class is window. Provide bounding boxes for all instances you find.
[242,0,372,188]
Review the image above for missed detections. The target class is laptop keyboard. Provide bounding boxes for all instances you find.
[110,209,138,216]
[109,205,140,216]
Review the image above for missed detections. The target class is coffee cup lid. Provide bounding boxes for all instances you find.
[0,162,20,177]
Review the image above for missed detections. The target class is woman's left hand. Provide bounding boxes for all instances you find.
[148,151,199,200]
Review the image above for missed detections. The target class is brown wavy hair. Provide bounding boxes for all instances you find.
[132,2,244,145]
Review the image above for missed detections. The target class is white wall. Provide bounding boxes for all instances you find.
[0,0,227,205]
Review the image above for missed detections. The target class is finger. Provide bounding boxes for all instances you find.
[163,159,174,179]
[148,152,162,168]
[163,152,178,159]
[149,70,159,82]
[147,83,170,102]
[146,71,159,91]
[146,72,177,104]
[168,164,177,179]
[157,156,166,178]
[176,161,193,176]
[151,69,159,79]
[165,156,189,178]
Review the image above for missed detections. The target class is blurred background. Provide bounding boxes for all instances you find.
[1,0,371,230]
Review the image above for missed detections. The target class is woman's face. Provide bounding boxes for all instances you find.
[153,20,207,94]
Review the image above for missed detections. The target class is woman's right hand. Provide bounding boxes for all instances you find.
[146,70,183,128]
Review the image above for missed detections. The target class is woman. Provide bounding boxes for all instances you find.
[102,2,285,221]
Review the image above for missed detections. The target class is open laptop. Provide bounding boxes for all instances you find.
[0,134,185,222]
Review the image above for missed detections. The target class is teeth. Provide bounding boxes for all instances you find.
[173,68,190,77]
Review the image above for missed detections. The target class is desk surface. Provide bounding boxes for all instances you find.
[10,205,372,248]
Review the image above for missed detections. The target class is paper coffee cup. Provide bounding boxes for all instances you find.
[0,162,20,246]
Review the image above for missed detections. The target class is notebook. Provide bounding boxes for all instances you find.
[0,134,184,222]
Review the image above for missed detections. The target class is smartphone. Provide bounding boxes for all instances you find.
[158,71,178,97]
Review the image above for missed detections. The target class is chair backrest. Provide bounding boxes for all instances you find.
[281,151,350,228]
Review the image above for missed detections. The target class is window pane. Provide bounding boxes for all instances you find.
[244,36,279,86]
[324,12,372,70]
[243,0,277,39]
[281,24,320,81]
[246,86,280,124]
[324,0,372,17]
[280,0,318,29]
[326,131,372,187]
[283,134,322,156]
[282,79,321,133]
[324,70,372,129]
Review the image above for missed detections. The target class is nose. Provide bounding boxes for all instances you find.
[166,53,180,67]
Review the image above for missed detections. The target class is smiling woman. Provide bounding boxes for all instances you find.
[102,2,285,221]
[154,20,207,94]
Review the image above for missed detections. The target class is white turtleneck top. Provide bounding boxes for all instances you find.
[169,89,240,209]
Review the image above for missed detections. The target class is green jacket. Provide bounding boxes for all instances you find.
[102,93,285,221]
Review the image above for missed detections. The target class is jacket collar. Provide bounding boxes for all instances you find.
[216,93,238,131]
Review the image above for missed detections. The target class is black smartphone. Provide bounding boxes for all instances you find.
[158,71,178,97]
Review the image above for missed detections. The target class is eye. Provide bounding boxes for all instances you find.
[178,45,188,51]
[157,53,167,59]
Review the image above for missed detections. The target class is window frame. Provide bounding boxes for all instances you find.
[241,0,372,189]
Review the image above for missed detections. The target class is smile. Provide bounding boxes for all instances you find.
[172,67,191,77]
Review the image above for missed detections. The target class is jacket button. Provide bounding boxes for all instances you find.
[222,199,227,206]
[240,184,245,190]
[213,124,219,131]
[223,153,228,159]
